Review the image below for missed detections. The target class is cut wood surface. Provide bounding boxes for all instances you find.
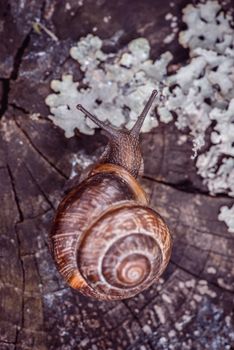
[0,1,233,349]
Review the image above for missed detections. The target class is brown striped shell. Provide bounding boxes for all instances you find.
[51,164,172,301]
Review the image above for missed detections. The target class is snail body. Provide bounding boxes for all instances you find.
[51,91,172,300]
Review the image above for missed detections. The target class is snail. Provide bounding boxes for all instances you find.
[50,90,172,301]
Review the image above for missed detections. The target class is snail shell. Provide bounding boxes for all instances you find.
[51,164,172,301]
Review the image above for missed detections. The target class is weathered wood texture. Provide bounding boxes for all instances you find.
[0,1,234,349]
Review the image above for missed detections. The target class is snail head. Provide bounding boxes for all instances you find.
[77,90,158,178]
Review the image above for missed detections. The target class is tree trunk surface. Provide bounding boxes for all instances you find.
[0,1,233,349]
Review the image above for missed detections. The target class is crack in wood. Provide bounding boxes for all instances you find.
[143,174,232,199]
[121,300,143,327]
[0,79,10,117]
[180,241,234,260]
[6,164,26,349]
[176,222,234,241]
[121,301,155,350]
[19,208,53,223]
[11,34,31,81]
[0,33,31,118]
[0,340,17,346]
[24,163,56,211]
[0,0,48,121]
[14,235,25,348]
[9,102,30,115]
[6,164,24,223]
[13,118,68,180]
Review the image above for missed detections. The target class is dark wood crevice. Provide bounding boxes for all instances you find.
[0,0,46,118]
[0,78,10,117]
[0,33,31,118]
[6,164,24,223]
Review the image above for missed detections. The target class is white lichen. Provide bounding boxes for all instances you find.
[46,35,172,137]
[218,205,234,233]
[163,1,234,198]
[207,266,217,274]
[162,1,234,233]
[45,1,234,232]
[163,12,178,44]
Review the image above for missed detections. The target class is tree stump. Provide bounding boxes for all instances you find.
[0,1,233,349]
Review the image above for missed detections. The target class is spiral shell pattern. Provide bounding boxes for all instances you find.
[78,203,171,300]
[51,164,172,300]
